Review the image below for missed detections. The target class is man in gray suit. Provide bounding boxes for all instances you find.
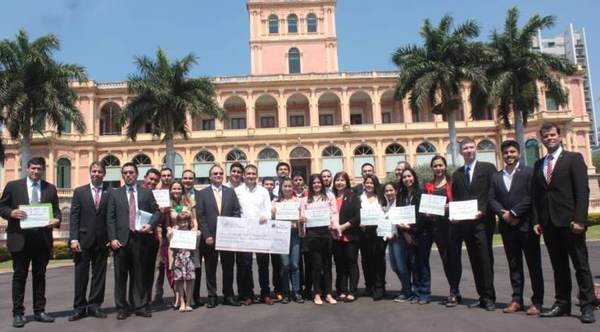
[107,162,160,319]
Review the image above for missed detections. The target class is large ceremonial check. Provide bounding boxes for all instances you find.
[215,216,291,255]
[19,204,53,229]
[419,194,447,216]
[449,200,478,220]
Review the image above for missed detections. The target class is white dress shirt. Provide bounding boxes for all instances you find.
[26,177,42,204]
[90,183,104,200]
[543,146,563,179]
[502,162,519,192]
[235,183,272,221]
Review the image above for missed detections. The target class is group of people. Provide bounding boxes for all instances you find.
[0,122,596,328]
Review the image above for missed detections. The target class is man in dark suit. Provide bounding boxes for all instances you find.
[181,169,205,308]
[531,122,596,324]
[68,161,111,321]
[0,157,61,328]
[447,138,497,310]
[196,164,242,308]
[488,140,543,316]
[107,162,160,319]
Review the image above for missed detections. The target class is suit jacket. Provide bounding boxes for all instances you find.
[488,165,533,232]
[338,191,362,241]
[352,184,364,197]
[0,178,61,252]
[196,185,241,241]
[531,150,589,227]
[451,161,497,217]
[106,184,161,246]
[69,183,111,249]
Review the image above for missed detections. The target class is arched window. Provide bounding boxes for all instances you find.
[56,158,71,189]
[477,139,497,166]
[322,145,343,174]
[307,13,317,33]
[257,148,280,177]
[268,15,279,34]
[287,14,298,33]
[525,139,540,166]
[353,145,375,178]
[385,143,406,176]
[446,143,464,166]
[132,153,152,181]
[99,102,121,135]
[288,48,301,74]
[161,153,184,178]
[416,142,437,166]
[225,149,247,176]
[101,154,121,186]
[193,150,215,184]
[289,147,311,159]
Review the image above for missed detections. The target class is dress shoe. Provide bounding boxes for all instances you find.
[135,310,152,318]
[262,295,274,305]
[503,302,523,313]
[192,299,205,308]
[68,310,87,321]
[526,304,541,316]
[292,293,304,303]
[580,307,596,324]
[224,296,241,306]
[33,312,55,323]
[152,297,164,306]
[540,304,571,318]
[372,289,385,301]
[89,308,107,319]
[241,297,254,306]
[484,302,496,311]
[116,311,128,320]
[445,295,462,307]
[281,296,290,304]
[13,315,26,328]
[207,297,218,308]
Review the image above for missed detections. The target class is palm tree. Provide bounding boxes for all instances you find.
[0,29,87,176]
[487,7,575,163]
[393,15,489,165]
[120,48,221,171]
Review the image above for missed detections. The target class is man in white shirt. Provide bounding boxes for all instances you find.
[235,164,274,305]
[224,162,244,189]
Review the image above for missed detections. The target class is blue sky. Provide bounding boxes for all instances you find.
[1,0,599,111]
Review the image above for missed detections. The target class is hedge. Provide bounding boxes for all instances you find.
[0,242,73,263]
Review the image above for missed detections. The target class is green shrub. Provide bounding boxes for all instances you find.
[593,152,600,174]
[0,246,10,262]
[587,212,600,225]
[52,242,72,260]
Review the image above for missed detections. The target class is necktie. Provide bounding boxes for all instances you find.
[129,187,136,231]
[546,155,554,184]
[31,182,40,204]
[213,187,222,214]
[94,187,101,209]
[465,166,471,186]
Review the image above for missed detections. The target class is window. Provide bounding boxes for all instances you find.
[161,153,184,178]
[56,158,71,189]
[230,117,246,129]
[412,108,420,122]
[289,115,305,127]
[416,142,436,153]
[353,145,374,178]
[322,145,343,174]
[202,119,215,130]
[416,142,437,166]
[287,14,298,33]
[260,116,276,128]
[322,145,343,157]
[132,153,152,181]
[99,102,121,135]
[477,139,497,166]
[288,48,301,74]
[62,119,72,133]
[350,114,362,125]
[319,114,333,126]
[194,150,215,184]
[268,15,279,34]
[382,112,392,123]
[290,147,311,159]
[101,154,121,187]
[546,95,558,111]
[384,143,406,176]
[525,139,540,166]
[307,13,317,33]
[257,148,279,177]
[226,149,247,161]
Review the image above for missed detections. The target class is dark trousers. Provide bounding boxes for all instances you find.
[361,228,387,291]
[143,237,159,307]
[333,240,359,295]
[414,227,433,300]
[271,254,282,294]
[448,221,496,303]
[301,252,313,296]
[432,219,451,290]
[306,236,333,296]
[500,226,543,305]
[220,250,245,298]
[237,252,253,299]
[11,231,51,316]
[542,222,596,310]
[113,233,149,312]
[256,253,273,296]
[198,241,218,298]
[73,243,108,311]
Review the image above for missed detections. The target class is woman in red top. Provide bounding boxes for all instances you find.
[423,155,455,305]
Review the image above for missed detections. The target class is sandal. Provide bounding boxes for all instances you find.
[313,295,323,305]
[345,294,355,302]
[325,295,337,304]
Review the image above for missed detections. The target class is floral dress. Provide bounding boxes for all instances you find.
[171,207,196,281]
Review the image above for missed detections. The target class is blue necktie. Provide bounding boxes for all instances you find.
[465,166,471,186]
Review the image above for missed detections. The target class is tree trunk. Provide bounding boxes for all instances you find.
[514,110,526,165]
[20,135,31,178]
[165,136,175,172]
[448,110,459,166]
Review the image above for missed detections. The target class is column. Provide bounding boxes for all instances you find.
[344,141,353,176]
[375,140,384,178]
[312,142,319,173]
[215,95,224,130]
[74,150,80,187]
[309,89,319,127]
[48,148,55,183]
[341,88,350,125]
[403,97,412,123]
[372,87,382,124]
[185,147,192,170]
[247,92,256,129]
[278,90,287,128]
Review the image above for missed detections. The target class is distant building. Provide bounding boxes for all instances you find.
[533,24,597,146]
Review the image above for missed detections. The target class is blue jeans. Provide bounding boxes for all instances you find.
[388,233,416,297]
[280,230,301,294]
[414,228,433,301]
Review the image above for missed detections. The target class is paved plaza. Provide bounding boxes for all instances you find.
[0,243,598,332]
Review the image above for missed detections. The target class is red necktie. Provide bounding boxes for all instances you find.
[129,187,136,231]
[546,155,554,184]
[94,187,101,209]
